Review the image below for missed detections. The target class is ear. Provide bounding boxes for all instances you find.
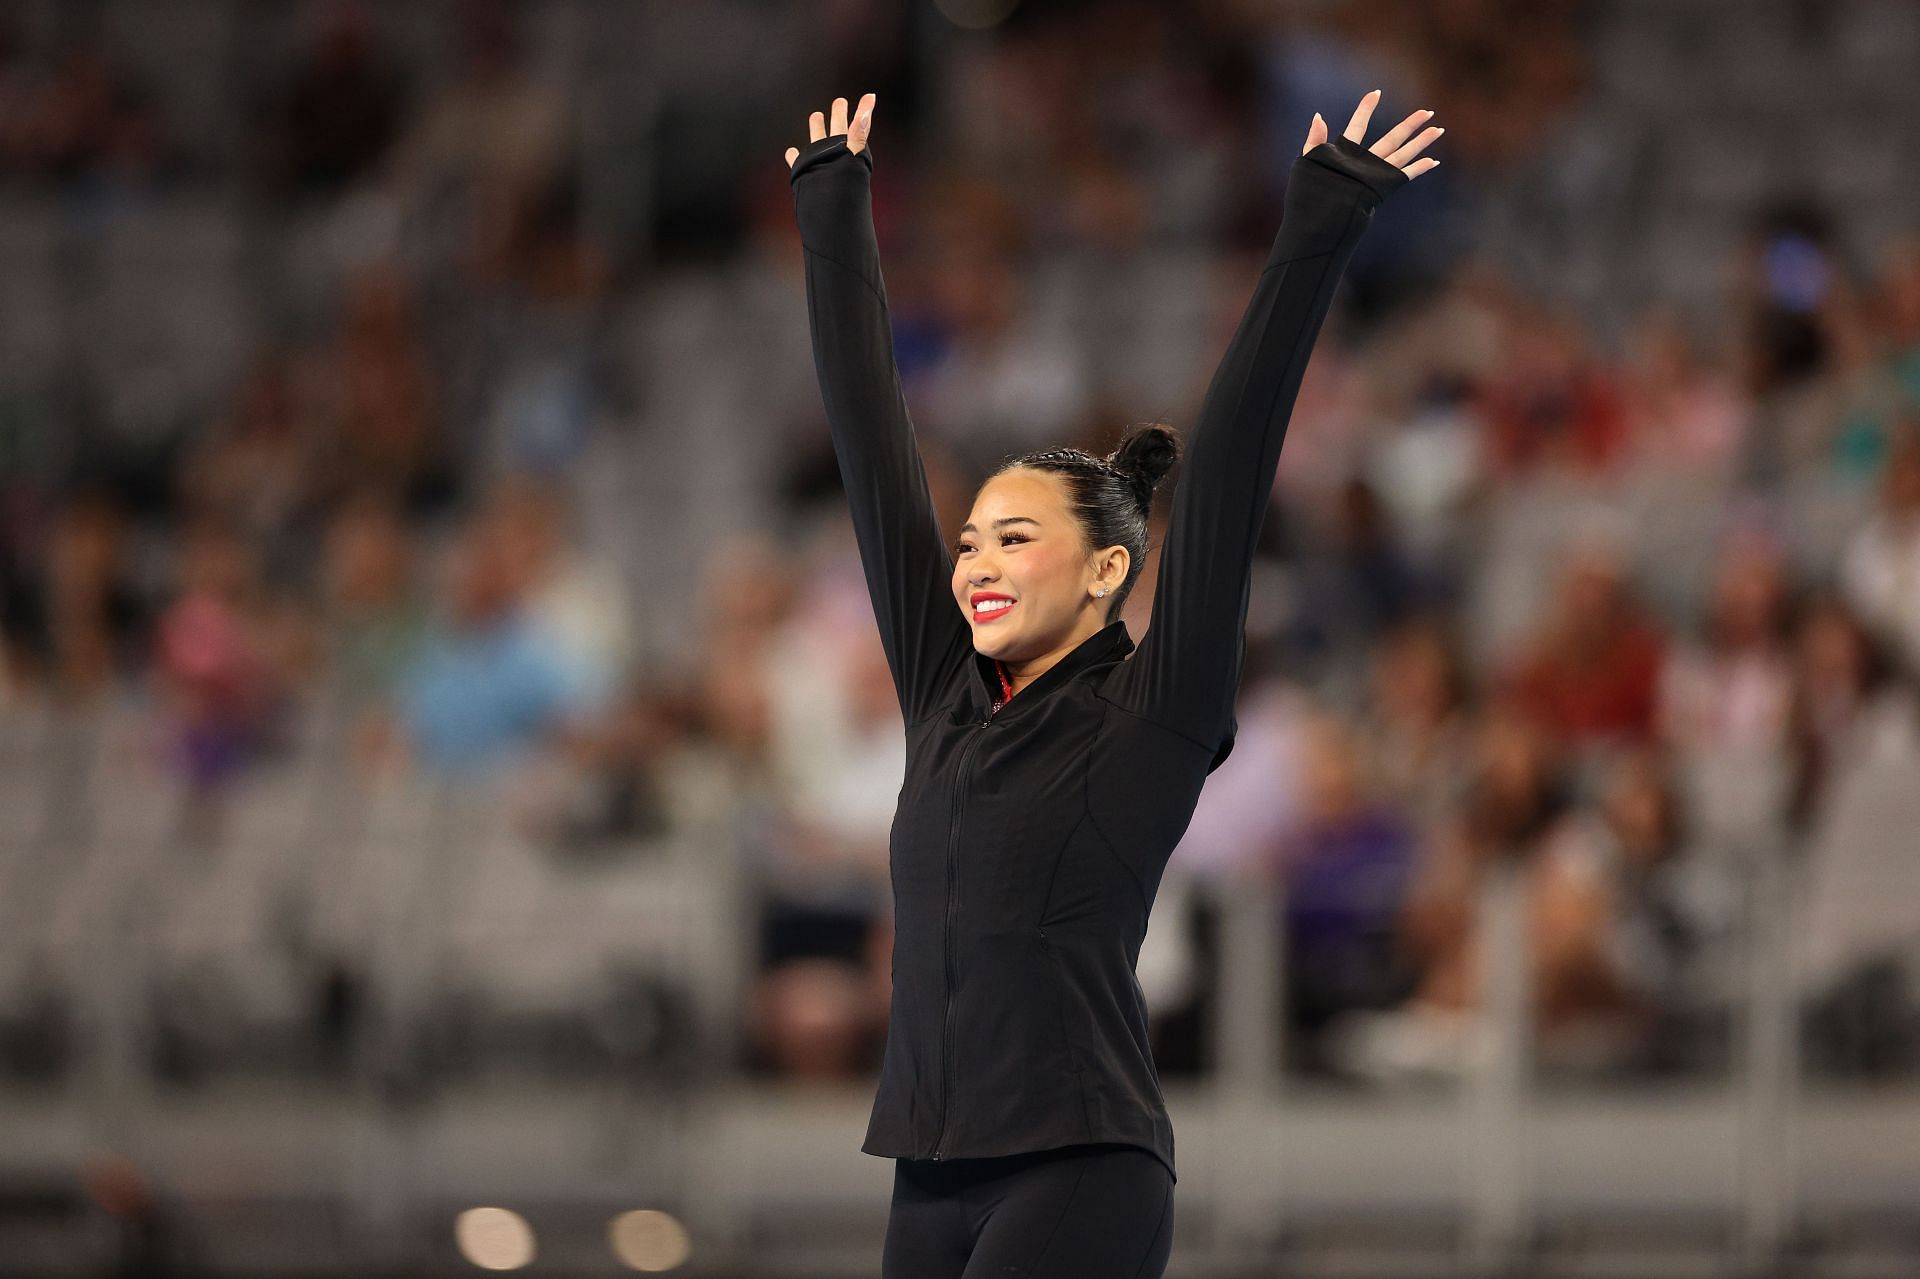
[1091,544,1130,595]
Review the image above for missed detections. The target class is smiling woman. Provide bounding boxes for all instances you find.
[786,87,1436,1278]
[953,428,1179,702]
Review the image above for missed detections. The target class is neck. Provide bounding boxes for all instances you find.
[997,614,1109,699]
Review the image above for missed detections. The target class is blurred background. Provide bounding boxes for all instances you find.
[0,0,1917,1274]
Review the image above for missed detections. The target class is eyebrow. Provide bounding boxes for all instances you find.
[958,516,1041,534]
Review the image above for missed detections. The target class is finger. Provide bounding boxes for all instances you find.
[785,147,799,169]
[809,110,825,143]
[852,91,876,152]
[830,96,849,137]
[1372,108,1433,158]
[1403,157,1439,180]
[1343,88,1381,144]
[1301,111,1327,155]
[1385,124,1444,169]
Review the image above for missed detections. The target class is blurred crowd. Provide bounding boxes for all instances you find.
[3,0,1919,1092]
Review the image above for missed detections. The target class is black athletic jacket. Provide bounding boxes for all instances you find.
[789,128,1408,1182]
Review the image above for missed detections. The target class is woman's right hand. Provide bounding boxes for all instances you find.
[785,92,876,170]
[1301,89,1441,180]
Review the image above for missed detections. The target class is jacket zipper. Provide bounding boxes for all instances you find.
[930,704,994,1160]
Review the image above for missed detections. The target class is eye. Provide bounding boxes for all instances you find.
[952,532,1030,554]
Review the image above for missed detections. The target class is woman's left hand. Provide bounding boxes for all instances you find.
[784,93,876,171]
[1303,89,1441,181]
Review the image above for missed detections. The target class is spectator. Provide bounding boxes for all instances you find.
[1330,724,1731,1084]
[1797,656,1920,1077]
[1839,424,1920,679]
[1736,201,1846,399]
[178,349,324,567]
[1523,745,1728,1076]
[1322,701,1574,1083]
[1784,591,1904,832]
[0,494,148,702]
[1657,525,1799,843]
[912,182,1089,467]
[688,533,794,764]
[1360,613,1476,829]
[154,520,286,801]
[6,34,175,194]
[383,0,570,283]
[1618,308,1752,482]
[1169,675,1315,883]
[314,263,445,513]
[748,590,899,1081]
[477,475,632,709]
[1879,239,1920,415]
[1616,748,1741,1071]
[1828,238,1920,478]
[1345,0,1587,172]
[318,497,424,714]
[1476,303,1631,478]
[387,515,583,776]
[1658,526,1797,756]
[250,0,409,202]
[1284,475,1437,695]
[513,682,694,852]
[1271,709,1421,1073]
[1501,536,1666,757]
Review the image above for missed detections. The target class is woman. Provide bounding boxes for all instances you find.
[785,88,1437,1278]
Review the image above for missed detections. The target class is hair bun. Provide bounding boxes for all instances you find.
[1107,422,1179,509]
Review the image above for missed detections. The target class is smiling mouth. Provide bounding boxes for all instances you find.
[972,599,1016,623]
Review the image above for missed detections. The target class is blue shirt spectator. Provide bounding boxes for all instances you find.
[397,609,581,775]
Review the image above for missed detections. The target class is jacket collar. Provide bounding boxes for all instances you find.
[965,619,1135,721]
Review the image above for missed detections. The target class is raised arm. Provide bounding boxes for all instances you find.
[1104,93,1439,769]
[787,94,971,728]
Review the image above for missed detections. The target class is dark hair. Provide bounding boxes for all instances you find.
[991,422,1180,621]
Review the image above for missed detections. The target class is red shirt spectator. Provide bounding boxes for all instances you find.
[1501,542,1666,747]
[1478,311,1630,477]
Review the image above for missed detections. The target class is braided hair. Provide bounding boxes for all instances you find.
[992,422,1180,621]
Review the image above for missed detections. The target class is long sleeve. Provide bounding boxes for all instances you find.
[1104,134,1409,770]
[790,134,971,728]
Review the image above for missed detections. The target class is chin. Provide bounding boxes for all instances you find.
[967,622,1017,655]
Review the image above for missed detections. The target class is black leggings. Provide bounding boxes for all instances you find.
[881,1141,1173,1278]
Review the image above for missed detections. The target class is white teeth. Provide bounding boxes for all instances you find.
[974,598,1014,614]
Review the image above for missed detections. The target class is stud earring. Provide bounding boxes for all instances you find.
[1095,586,1109,597]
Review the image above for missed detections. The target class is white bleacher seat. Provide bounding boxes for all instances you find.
[1678,743,1792,853]
[302,774,435,964]
[1798,688,1920,994]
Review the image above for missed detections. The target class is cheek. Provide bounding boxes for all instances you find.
[1020,548,1074,607]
